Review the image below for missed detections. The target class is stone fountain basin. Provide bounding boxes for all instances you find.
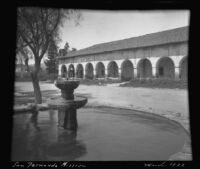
[55,80,80,90]
[47,96,87,110]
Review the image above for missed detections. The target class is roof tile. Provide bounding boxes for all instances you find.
[60,26,189,58]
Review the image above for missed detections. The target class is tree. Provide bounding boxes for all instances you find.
[16,54,25,78]
[64,42,70,54]
[17,8,82,104]
[72,47,77,51]
[16,47,33,78]
[44,38,58,79]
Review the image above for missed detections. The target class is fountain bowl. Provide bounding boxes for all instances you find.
[47,96,88,110]
[55,79,80,100]
[55,79,80,91]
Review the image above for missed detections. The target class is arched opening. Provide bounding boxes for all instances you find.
[76,64,84,78]
[156,57,175,78]
[121,60,134,81]
[85,63,94,79]
[180,57,187,80]
[68,64,75,78]
[96,62,105,78]
[137,58,152,78]
[61,65,67,78]
[107,61,119,78]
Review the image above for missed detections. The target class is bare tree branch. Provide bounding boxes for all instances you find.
[17,7,82,74]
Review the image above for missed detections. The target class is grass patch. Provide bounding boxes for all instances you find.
[79,79,121,85]
[15,71,58,82]
[120,78,188,89]
[14,90,59,106]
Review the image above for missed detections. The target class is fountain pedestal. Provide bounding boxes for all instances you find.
[58,106,77,130]
[47,79,87,130]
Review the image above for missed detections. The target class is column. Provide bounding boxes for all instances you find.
[133,68,137,79]
[152,67,157,78]
[175,67,180,79]
[83,69,86,79]
[118,68,121,80]
[58,65,61,76]
[93,69,96,79]
[105,69,108,79]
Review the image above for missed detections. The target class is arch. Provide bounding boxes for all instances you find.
[61,65,67,78]
[121,60,134,81]
[156,57,175,78]
[68,64,75,78]
[95,62,105,78]
[137,58,152,78]
[76,64,84,78]
[179,57,188,79]
[85,63,94,79]
[107,61,119,78]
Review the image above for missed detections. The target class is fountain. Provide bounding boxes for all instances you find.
[12,76,191,160]
[47,78,87,130]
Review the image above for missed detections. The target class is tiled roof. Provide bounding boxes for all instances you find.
[59,26,189,58]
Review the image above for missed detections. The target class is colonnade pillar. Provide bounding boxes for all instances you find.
[134,68,137,79]
[118,68,121,80]
[152,67,157,78]
[93,69,96,79]
[83,69,86,79]
[175,67,180,79]
[105,69,108,79]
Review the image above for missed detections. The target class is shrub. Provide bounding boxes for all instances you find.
[120,78,187,89]
[38,70,48,81]
[48,73,58,81]
[15,72,31,81]
[15,69,54,82]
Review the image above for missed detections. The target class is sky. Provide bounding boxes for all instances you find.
[58,10,190,50]
[38,10,190,64]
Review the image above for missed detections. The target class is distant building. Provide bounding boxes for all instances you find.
[57,26,188,80]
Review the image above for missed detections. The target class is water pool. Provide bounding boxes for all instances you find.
[11,107,188,161]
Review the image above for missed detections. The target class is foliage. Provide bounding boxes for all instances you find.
[72,47,77,51]
[120,78,188,89]
[17,8,67,70]
[16,7,82,103]
[64,42,70,54]
[44,38,58,76]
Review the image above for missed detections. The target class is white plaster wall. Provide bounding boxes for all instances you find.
[65,63,69,70]
[148,57,160,68]
[129,59,137,68]
[58,42,188,79]
[58,64,62,76]
[101,60,110,71]
[169,55,185,67]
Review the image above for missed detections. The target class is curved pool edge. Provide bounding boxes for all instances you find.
[84,104,192,161]
[13,102,192,160]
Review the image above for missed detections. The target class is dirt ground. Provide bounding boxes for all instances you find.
[15,81,189,118]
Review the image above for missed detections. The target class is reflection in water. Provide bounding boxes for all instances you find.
[12,108,188,161]
[30,111,40,131]
[12,111,86,161]
[27,111,47,160]
[47,130,87,161]
[48,110,55,122]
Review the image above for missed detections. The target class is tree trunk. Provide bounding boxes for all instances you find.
[31,72,42,104]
